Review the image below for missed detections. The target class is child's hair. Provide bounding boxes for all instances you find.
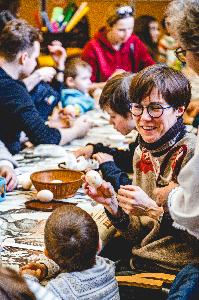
[64,57,91,81]
[129,63,191,109]
[44,205,99,272]
[0,266,36,300]
[99,72,134,117]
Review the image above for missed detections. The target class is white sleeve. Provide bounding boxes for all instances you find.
[168,152,199,239]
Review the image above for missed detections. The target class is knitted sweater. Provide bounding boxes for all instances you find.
[26,256,119,300]
[0,68,61,154]
[106,125,199,273]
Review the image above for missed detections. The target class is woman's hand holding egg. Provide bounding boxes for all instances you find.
[83,171,118,215]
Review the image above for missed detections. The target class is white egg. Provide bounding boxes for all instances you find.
[17,173,32,190]
[85,170,103,189]
[37,190,54,202]
[22,178,32,190]
[50,180,63,183]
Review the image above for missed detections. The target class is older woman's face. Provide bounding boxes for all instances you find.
[132,88,184,143]
[109,17,134,44]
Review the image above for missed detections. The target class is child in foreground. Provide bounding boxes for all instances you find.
[20,205,119,300]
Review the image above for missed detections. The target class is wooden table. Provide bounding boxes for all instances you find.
[0,109,135,270]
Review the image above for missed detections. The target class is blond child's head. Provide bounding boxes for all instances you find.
[44,205,99,272]
[64,58,92,94]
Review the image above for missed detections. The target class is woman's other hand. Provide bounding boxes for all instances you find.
[118,185,163,220]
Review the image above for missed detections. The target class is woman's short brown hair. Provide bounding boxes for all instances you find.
[99,72,134,117]
[45,205,99,272]
[0,19,41,61]
[129,64,191,109]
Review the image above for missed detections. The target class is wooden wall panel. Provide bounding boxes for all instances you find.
[20,0,170,37]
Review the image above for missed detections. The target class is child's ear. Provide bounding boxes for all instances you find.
[97,239,102,254]
[66,76,75,88]
[44,248,51,259]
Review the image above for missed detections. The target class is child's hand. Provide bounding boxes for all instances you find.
[73,145,94,159]
[93,152,114,164]
[0,166,17,192]
[19,262,47,281]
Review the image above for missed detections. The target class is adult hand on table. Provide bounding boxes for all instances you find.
[93,152,114,164]
[82,175,118,215]
[118,185,163,220]
[0,166,17,192]
[73,145,94,159]
[73,116,92,139]
[19,262,47,281]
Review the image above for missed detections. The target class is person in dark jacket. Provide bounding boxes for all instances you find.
[0,19,91,154]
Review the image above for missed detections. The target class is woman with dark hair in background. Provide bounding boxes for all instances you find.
[134,15,160,62]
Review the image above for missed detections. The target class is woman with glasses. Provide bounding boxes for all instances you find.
[83,64,199,276]
[81,3,154,87]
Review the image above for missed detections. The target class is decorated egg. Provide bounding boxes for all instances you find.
[85,170,103,189]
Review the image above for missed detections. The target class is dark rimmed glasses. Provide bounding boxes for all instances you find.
[175,47,186,63]
[131,103,173,118]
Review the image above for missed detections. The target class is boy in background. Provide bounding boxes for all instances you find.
[62,58,95,116]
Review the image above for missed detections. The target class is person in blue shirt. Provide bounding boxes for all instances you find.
[61,58,95,116]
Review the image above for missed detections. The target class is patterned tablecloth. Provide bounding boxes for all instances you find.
[0,109,136,271]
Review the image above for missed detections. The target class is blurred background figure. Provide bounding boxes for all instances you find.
[158,17,179,67]
[134,15,161,62]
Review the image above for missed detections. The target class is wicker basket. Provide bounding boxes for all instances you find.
[30,169,83,199]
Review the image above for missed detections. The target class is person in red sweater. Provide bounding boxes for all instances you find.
[81,4,154,87]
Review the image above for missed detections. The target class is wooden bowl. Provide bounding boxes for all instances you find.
[30,169,83,199]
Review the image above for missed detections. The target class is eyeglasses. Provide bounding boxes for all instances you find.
[175,47,186,63]
[116,6,133,16]
[131,103,173,118]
